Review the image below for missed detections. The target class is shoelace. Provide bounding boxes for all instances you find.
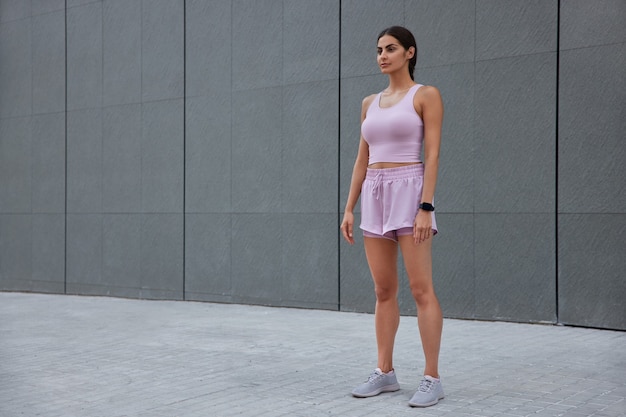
[417,378,434,393]
[367,371,384,384]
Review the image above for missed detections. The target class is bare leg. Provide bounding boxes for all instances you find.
[398,236,442,378]
[363,237,399,373]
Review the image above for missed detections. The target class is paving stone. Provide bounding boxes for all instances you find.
[0,292,624,417]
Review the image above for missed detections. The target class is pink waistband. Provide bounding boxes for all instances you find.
[365,164,424,181]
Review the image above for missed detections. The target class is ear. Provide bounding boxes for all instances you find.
[407,46,415,59]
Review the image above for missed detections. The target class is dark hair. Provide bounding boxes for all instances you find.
[377,26,418,80]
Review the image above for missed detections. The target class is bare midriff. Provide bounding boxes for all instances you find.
[367,161,422,169]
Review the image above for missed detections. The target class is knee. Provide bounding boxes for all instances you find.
[374,283,397,302]
[410,285,435,306]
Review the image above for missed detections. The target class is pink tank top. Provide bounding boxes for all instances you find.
[361,84,424,165]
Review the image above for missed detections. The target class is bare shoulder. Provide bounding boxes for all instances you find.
[416,85,442,103]
[361,93,377,119]
[413,85,443,119]
[362,93,377,109]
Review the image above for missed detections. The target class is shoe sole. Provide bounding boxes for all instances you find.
[351,383,401,398]
[408,395,444,407]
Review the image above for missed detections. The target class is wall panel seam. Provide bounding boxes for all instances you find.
[64,0,68,294]
[337,0,342,312]
[555,0,560,324]
[182,0,186,300]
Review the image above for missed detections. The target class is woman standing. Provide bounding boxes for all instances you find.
[340,26,444,408]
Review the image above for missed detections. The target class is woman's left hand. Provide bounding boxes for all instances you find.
[413,210,432,244]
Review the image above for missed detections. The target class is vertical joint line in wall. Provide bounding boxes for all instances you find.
[64,0,68,294]
[472,0,477,312]
[100,1,104,290]
[555,0,560,324]
[337,0,342,312]
[229,0,234,297]
[280,0,284,299]
[182,0,187,301]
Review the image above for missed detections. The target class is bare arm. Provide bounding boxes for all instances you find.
[340,95,375,244]
[414,85,444,243]
[343,138,369,213]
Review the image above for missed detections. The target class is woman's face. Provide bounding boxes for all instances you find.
[376,34,413,76]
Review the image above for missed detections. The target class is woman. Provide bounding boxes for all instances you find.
[340,26,444,408]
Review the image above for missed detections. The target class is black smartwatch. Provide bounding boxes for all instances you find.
[419,202,435,212]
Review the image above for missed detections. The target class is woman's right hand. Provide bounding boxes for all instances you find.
[340,212,355,245]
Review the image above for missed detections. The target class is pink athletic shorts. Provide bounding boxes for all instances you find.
[360,164,437,242]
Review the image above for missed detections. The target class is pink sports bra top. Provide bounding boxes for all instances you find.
[361,84,424,165]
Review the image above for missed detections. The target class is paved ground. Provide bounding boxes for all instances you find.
[0,292,624,417]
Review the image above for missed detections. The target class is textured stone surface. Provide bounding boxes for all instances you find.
[284,0,339,84]
[282,213,338,309]
[184,94,232,213]
[32,11,65,114]
[184,213,232,301]
[66,2,102,110]
[31,0,65,16]
[141,0,184,102]
[231,87,282,213]
[230,213,282,304]
[340,0,404,78]
[3,293,626,416]
[232,0,283,91]
[0,18,31,118]
[418,63,474,213]
[0,117,31,213]
[31,113,65,213]
[0,0,31,22]
[0,1,624,329]
[558,42,626,213]
[338,227,375,313]
[66,214,103,290]
[102,104,142,213]
[66,212,184,300]
[31,214,65,290]
[432,213,475,319]
[140,100,184,213]
[102,0,141,106]
[139,214,184,299]
[560,0,626,50]
[185,0,231,97]
[66,109,102,213]
[282,80,338,213]
[102,214,141,291]
[66,0,99,8]
[555,1,626,331]
[475,53,556,213]
[0,214,32,288]
[476,0,557,60]
[474,213,556,323]
[558,214,626,330]
[406,0,475,67]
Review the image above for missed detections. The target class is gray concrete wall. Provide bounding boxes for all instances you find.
[0,0,624,330]
[557,0,626,329]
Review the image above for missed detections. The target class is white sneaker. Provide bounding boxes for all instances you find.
[351,368,400,398]
[408,375,444,407]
